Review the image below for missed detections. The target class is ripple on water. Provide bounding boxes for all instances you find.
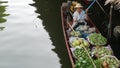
[0,0,61,68]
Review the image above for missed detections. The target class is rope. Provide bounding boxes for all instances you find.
[96,0,109,17]
[78,0,109,21]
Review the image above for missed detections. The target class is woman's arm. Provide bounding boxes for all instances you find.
[85,9,89,20]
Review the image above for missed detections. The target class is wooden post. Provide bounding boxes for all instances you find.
[107,4,113,39]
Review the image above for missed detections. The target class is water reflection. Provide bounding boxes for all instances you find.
[32,0,72,68]
[0,1,9,31]
[0,0,61,68]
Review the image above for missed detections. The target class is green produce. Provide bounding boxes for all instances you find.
[70,31,81,37]
[75,56,102,68]
[73,48,90,59]
[101,55,120,68]
[83,41,89,47]
[88,33,107,46]
[71,38,90,47]
[71,39,80,47]
[92,46,112,58]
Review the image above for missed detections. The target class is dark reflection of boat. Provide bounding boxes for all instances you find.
[0,1,9,31]
[31,0,72,68]
[61,1,120,68]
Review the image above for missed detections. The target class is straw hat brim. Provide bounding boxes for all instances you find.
[75,6,83,8]
[75,3,83,8]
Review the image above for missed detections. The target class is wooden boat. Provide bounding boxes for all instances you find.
[61,1,120,68]
[61,2,96,68]
[81,0,92,4]
[61,2,99,68]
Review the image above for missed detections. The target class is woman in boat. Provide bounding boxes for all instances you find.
[72,3,88,29]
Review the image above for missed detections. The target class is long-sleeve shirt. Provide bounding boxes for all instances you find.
[73,10,87,23]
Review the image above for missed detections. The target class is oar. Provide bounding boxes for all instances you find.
[72,0,96,28]
[78,0,96,20]
[66,16,97,68]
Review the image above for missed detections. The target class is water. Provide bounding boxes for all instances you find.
[0,0,120,68]
[0,0,71,68]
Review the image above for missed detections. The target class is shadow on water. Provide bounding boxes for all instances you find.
[32,0,72,68]
[0,1,9,31]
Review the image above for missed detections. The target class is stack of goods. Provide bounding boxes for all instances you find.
[68,26,120,68]
[101,55,120,68]
[87,33,107,46]
[91,46,112,58]
[69,38,89,48]
[73,47,101,68]
[70,31,81,37]
[75,25,96,38]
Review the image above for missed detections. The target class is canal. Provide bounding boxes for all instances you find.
[0,0,70,68]
[0,0,119,68]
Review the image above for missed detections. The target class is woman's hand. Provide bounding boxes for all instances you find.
[85,9,89,13]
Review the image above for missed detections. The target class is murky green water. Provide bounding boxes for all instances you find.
[0,0,71,68]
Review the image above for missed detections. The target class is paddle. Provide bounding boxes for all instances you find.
[70,0,96,29]
[78,0,96,21]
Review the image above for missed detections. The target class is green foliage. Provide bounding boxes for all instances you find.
[0,26,5,31]
[0,3,9,31]
[0,5,9,23]
[0,13,9,17]
[0,17,7,23]
[0,6,7,13]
